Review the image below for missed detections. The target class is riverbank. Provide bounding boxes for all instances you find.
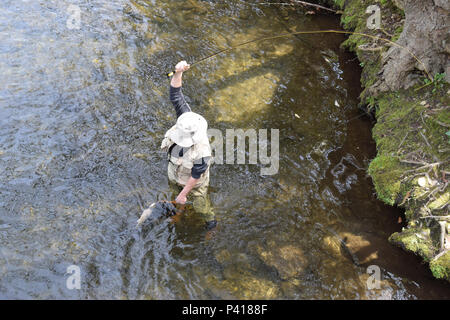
[323,0,449,281]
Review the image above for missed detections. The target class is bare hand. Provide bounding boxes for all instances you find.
[175,60,190,73]
[175,193,187,204]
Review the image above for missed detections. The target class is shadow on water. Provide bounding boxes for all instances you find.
[0,0,448,299]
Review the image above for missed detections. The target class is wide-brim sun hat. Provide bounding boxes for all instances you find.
[167,112,208,148]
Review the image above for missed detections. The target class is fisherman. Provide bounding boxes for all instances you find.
[161,60,217,231]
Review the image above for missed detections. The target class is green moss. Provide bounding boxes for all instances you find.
[339,0,368,30]
[391,25,403,42]
[359,57,382,100]
[404,208,416,224]
[373,90,449,158]
[368,155,403,205]
[428,193,450,210]
[366,94,429,208]
[332,0,345,9]
[389,228,434,261]
[341,14,358,30]
[332,0,450,282]
[430,251,450,281]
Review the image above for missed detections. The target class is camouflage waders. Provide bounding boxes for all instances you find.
[167,162,215,223]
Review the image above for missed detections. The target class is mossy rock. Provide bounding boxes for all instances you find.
[429,251,450,282]
[254,242,308,280]
[368,155,403,205]
[389,227,434,261]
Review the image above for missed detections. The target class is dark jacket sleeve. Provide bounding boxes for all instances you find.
[191,157,211,179]
[170,85,191,118]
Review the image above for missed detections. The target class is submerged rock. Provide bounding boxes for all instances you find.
[205,267,279,299]
[211,249,280,299]
[254,241,308,280]
[207,72,280,123]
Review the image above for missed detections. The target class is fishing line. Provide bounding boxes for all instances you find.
[342,111,371,124]
[166,29,432,81]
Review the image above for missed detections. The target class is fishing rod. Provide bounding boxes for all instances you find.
[251,0,338,13]
[166,29,432,81]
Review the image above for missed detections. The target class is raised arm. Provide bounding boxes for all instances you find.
[170,61,191,118]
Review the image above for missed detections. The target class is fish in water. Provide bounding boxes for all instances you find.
[137,201,178,227]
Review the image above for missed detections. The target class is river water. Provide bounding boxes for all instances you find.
[0,0,448,299]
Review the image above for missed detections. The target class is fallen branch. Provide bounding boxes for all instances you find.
[439,181,449,192]
[416,185,438,202]
[432,249,449,261]
[398,130,412,149]
[401,161,445,176]
[435,202,450,210]
[401,151,419,159]
[419,130,433,150]
[357,46,384,52]
[425,184,448,207]
[439,221,446,252]
[419,130,440,162]
[400,159,427,166]
[380,28,393,38]
[263,1,337,13]
[400,162,446,183]
[289,0,337,13]
[402,162,441,178]
[419,215,450,219]
[434,119,450,128]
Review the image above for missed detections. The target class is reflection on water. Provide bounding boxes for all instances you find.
[0,0,448,299]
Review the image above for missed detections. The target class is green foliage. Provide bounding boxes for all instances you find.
[430,252,450,281]
[341,14,358,29]
[332,0,345,9]
[391,25,403,42]
[423,73,446,93]
[365,95,376,112]
[338,0,368,30]
[431,264,448,280]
